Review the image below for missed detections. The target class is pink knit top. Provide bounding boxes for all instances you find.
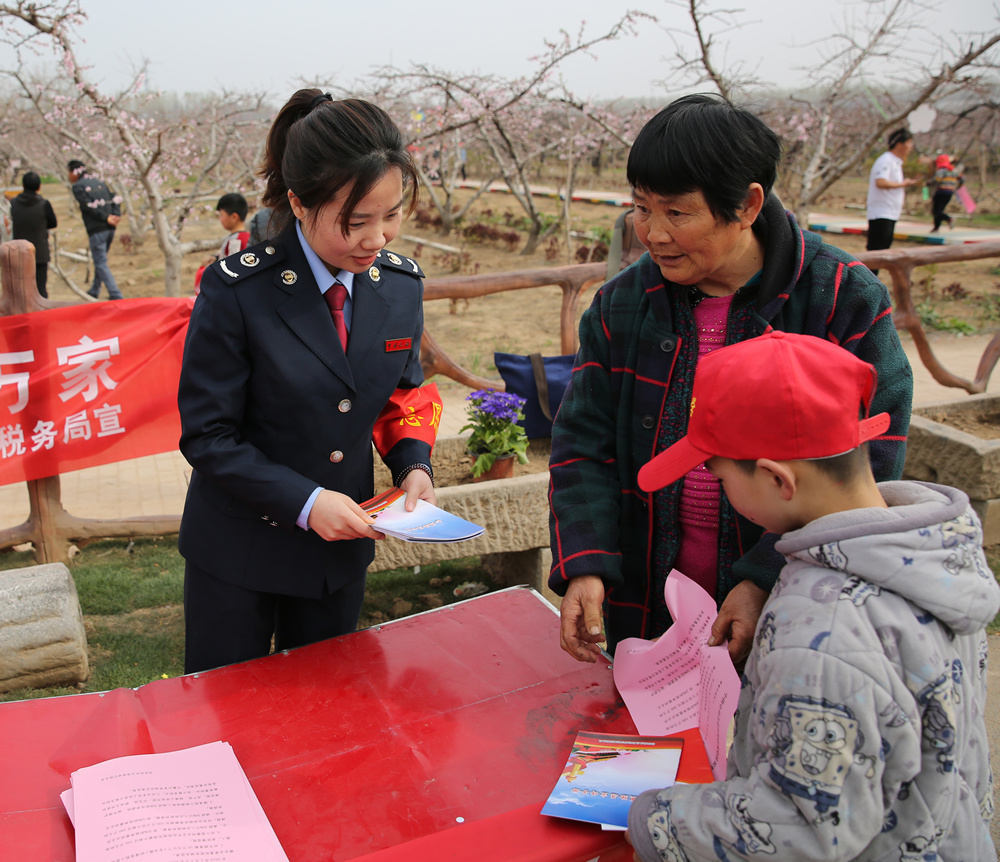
[674,294,733,598]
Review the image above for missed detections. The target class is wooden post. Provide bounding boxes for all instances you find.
[0,240,180,562]
[0,239,49,315]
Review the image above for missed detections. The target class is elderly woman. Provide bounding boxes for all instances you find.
[548,94,912,663]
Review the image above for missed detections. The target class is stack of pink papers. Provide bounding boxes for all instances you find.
[61,740,288,861]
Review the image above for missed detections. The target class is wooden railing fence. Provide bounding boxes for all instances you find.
[2,237,1000,563]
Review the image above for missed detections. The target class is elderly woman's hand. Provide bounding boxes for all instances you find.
[708,579,767,666]
[559,575,607,663]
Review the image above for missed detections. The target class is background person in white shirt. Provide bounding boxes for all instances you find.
[865,127,917,275]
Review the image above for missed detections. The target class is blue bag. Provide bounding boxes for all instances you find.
[494,351,575,438]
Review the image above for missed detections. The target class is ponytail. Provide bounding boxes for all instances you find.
[259,88,417,235]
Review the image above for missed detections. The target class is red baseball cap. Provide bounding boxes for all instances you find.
[637,331,891,493]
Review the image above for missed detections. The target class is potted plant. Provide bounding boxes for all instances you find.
[460,388,530,480]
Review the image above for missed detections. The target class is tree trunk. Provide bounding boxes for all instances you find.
[163,246,184,298]
[521,218,542,255]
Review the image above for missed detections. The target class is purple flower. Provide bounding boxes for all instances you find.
[460,387,530,474]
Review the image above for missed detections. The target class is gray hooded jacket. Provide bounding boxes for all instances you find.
[629,481,998,861]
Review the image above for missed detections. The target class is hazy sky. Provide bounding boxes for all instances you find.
[10,0,1000,102]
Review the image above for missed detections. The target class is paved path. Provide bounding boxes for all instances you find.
[807,210,1000,246]
[454,180,1000,246]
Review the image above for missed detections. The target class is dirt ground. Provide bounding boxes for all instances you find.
[29,177,1000,400]
[921,405,1000,439]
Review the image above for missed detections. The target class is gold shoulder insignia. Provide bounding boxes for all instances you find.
[377,248,425,279]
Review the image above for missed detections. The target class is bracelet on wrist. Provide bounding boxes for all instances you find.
[393,462,434,487]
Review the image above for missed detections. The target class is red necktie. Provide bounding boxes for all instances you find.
[324,281,349,352]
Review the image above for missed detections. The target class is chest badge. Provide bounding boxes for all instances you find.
[280,269,298,285]
[368,266,381,283]
[385,338,412,352]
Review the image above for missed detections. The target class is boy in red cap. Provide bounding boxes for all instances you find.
[627,331,998,862]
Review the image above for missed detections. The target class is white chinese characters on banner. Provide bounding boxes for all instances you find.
[0,335,126,461]
[0,349,34,414]
[57,335,120,403]
[0,297,190,487]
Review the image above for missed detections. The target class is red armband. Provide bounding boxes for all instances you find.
[372,382,443,457]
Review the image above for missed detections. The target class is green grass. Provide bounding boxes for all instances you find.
[969,212,1000,228]
[916,301,977,335]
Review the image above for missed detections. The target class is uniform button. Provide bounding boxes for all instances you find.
[659,336,677,352]
[338,399,352,413]
[330,450,344,463]
[641,415,655,430]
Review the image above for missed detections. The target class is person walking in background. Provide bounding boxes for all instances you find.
[865,128,918,274]
[10,171,57,298]
[67,159,123,300]
[927,152,963,232]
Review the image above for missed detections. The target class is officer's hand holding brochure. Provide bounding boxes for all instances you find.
[362,488,485,543]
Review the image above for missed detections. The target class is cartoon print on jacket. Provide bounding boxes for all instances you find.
[768,695,864,813]
[807,541,848,571]
[646,801,690,862]
[916,672,958,774]
[726,793,776,855]
[898,830,941,861]
[841,575,881,606]
[938,512,992,579]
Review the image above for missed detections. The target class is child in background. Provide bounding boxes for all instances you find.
[194,193,250,292]
[628,331,998,861]
[215,192,250,256]
[927,153,964,232]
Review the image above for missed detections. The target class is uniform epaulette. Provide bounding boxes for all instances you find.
[211,242,286,284]
[376,249,424,279]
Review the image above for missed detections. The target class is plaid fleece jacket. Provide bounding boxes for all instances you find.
[547,195,913,648]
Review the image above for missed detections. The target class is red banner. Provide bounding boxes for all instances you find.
[0,297,194,487]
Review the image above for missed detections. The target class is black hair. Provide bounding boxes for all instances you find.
[22,171,41,192]
[67,159,85,174]
[887,128,913,150]
[260,88,417,235]
[216,192,248,220]
[733,444,871,483]
[626,94,781,223]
